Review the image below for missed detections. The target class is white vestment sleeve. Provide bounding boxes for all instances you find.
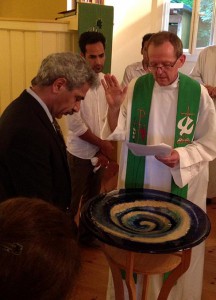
[101,105,127,141]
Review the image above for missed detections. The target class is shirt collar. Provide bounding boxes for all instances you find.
[154,74,179,90]
[26,87,53,123]
[136,61,145,71]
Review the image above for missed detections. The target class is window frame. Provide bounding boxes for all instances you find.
[162,0,216,62]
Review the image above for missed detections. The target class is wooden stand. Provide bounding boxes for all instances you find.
[102,244,192,300]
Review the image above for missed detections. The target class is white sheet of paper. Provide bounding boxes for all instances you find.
[126,142,172,157]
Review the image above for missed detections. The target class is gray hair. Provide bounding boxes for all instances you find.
[31,52,97,90]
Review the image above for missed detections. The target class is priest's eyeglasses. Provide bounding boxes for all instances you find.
[148,57,179,72]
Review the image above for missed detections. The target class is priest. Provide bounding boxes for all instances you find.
[102,31,216,300]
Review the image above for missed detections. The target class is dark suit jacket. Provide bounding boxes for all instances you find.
[0,90,71,210]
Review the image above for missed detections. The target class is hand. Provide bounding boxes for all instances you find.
[205,85,216,98]
[101,74,128,111]
[100,140,114,158]
[103,161,119,178]
[95,152,110,168]
[155,150,179,168]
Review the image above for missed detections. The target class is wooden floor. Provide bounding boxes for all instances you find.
[72,201,216,300]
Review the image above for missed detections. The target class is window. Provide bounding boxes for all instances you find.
[163,0,216,55]
[67,1,104,10]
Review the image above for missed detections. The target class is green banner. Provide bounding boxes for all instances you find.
[78,3,114,73]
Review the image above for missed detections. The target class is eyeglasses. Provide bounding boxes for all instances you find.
[148,57,180,72]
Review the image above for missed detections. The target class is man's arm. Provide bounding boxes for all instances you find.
[190,51,205,84]
[107,107,121,133]
[204,84,216,99]
[101,74,128,133]
[79,129,114,159]
[190,48,216,99]
[67,105,114,158]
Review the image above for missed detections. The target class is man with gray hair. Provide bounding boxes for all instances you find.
[0,52,97,211]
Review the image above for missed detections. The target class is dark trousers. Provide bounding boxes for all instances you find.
[67,152,103,243]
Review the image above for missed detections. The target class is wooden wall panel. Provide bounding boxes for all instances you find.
[0,18,74,115]
[10,31,26,99]
[0,30,11,112]
[41,32,59,58]
[56,32,72,52]
[24,32,43,87]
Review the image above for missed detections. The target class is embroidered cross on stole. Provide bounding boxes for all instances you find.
[125,73,201,199]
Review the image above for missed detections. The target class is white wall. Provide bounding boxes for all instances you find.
[105,0,195,81]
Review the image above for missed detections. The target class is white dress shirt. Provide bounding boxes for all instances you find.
[121,61,147,87]
[67,73,108,159]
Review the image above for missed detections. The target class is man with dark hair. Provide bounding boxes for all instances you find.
[121,33,154,87]
[67,31,115,247]
[102,31,216,300]
[0,52,96,210]
[78,31,106,55]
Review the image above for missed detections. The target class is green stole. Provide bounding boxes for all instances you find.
[125,72,201,198]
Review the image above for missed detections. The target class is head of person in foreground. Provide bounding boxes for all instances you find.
[0,197,79,300]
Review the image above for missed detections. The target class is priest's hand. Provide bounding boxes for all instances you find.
[101,74,128,132]
[155,150,179,168]
[101,74,128,110]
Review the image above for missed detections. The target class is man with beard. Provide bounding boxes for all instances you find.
[0,52,96,211]
[67,31,114,246]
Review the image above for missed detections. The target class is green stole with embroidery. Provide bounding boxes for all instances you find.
[125,72,201,198]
